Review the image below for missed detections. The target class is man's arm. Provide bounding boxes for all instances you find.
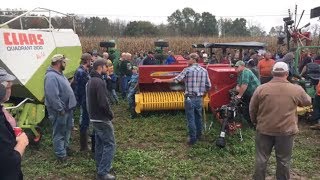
[249,87,260,125]
[237,84,248,97]
[205,71,211,91]
[236,70,249,98]
[0,119,27,175]
[296,86,312,107]
[44,76,64,113]
[154,68,187,83]
[96,80,114,118]
[300,66,307,77]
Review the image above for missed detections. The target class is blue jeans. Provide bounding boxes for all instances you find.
[80,103,89,133]
[127,89,135,107]
[184,96,203,143]
[93,121,116,176]
[121,75,131,99]
[127,89,136,116]
[312,94,320,123]
[47,108,73,158]
[110,89,119,104]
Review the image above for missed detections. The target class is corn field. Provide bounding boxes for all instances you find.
[80,36,320,56]
[80,36,279,54]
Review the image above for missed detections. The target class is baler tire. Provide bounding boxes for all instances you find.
[216,136,226,148]
[26,126,42,147]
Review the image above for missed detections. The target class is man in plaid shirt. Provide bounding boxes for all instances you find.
[154,53,211,145]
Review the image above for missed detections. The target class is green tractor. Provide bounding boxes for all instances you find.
[100,40,120,72]
[154,39,169,64]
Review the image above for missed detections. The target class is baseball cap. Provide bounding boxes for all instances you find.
[0,68,16,82]
[272,62,289,72]
[52,54,69,62]
[235,60,245,67]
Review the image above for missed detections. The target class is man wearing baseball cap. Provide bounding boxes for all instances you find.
[0,68,29,179]
[44,54,77,162]
[74,53,92,151]
[249,62,312,180]
[234,60,260,127]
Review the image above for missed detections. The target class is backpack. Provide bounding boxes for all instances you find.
[306,63,320,85]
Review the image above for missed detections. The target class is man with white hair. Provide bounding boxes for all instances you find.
[165,51,176,65]
[249,62,312,180]
[119,53,132,99]
[102,52,112,64]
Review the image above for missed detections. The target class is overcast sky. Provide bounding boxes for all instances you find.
[2,0,320,32]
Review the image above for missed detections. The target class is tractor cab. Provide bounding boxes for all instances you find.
[154,39,169,64]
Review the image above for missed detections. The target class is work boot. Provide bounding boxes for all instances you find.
[57,156,68,163]
[80,131,89,151]
[96,174,115,180]
[310,123,320,130]
[91,133,95,153]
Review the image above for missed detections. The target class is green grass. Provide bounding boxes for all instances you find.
[22,100,320,179]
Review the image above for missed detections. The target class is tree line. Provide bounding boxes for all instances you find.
[0,7,312,37]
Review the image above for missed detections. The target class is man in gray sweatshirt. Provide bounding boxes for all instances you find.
[44,54,77,162]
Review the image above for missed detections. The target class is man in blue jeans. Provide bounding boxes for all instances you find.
[119,53,132,99]
[74,53,92,151]
[44,54,77,162]
[154,53,211,145]
[87,59,115,180]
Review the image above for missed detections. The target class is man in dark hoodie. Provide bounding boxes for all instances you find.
[119,53,132,99]
[74,53,92,151]
[87,59,115,180]
[44,54,77,162]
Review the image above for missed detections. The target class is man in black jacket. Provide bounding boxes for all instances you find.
[143,51,157,65]
[0,68,29,180]
[86,59,115,180]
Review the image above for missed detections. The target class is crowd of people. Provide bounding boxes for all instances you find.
[0,46,319,180]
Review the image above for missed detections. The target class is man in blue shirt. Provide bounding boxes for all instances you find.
[44,54,77,162]
[74,53,92,151]
[165,51,176,65]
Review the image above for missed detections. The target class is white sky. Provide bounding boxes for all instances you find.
[2,0,320,32]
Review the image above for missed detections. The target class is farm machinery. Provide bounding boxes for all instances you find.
[135,62,239,147]
[278,5,320,116]
[135,42,267,147]
[0,8,82,144]
[135,63,236,115]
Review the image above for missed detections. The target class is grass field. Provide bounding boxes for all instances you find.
[22,100,320,180]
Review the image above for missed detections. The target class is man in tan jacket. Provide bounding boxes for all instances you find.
[249,62,311,180]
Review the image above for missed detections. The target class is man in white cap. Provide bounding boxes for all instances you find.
[249,62,312,180]
[44,54,77,162]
